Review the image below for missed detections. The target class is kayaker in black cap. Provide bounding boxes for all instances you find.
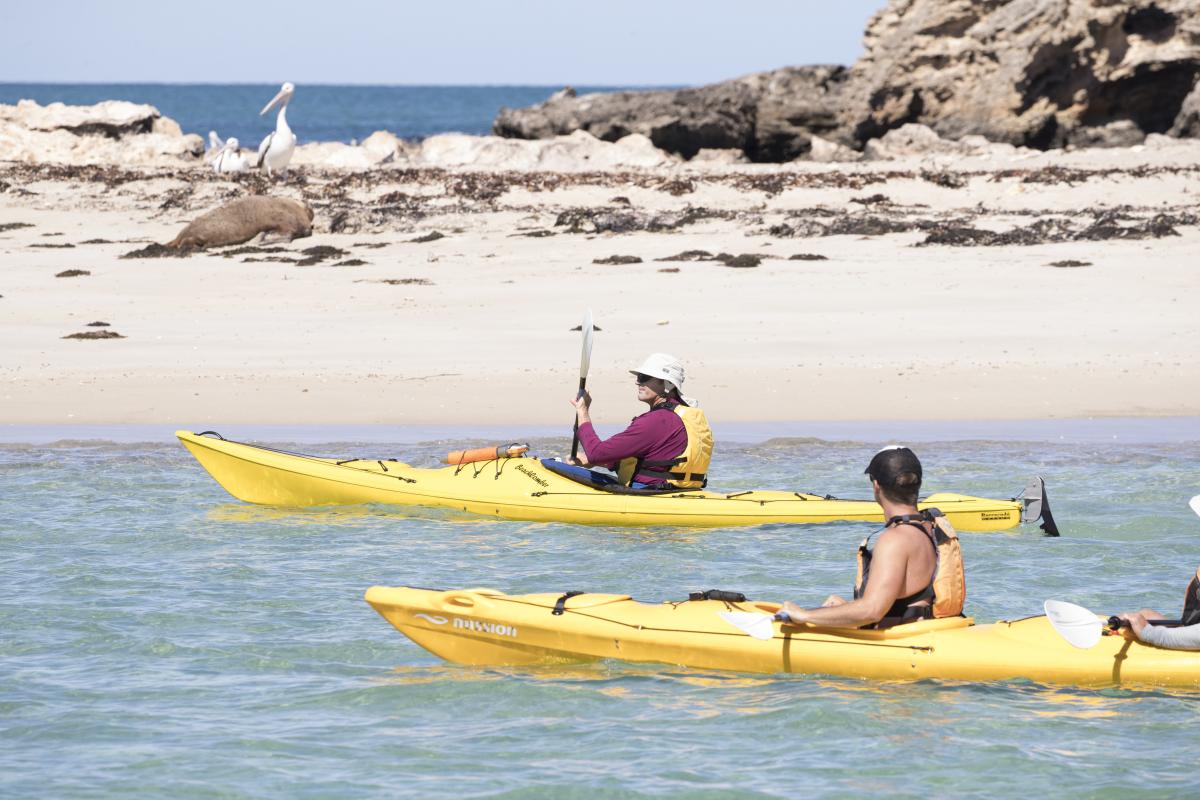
[780,446,966,629]
[1115,567,1200,650]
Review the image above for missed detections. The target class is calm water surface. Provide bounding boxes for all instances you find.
[0,83,646,144]
[3,427,1199,798]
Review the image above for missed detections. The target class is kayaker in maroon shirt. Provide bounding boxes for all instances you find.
[569,353,713,489]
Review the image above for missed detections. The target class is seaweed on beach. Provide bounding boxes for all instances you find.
[655,250,714,261]
[86,321,111,326]
[356,278,434,285]
[78,239,113,244]
[1047,260,1092,267]
[29,242,75,248]
[919,210,1197,247]
[715,253,763,268]
[219,245,291,257]
[0,222,34,232]
[593,255,643,265]
[554,205,728,234]
[333,259,367,266]
[790,253,829,260]
[121,243,194,258]
[55,269,90,278]
[509,229,555,238]
[408,231,445,243]
[294,245,349,266]
[63,330,124,339]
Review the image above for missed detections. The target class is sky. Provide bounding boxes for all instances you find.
[0,1,887,86]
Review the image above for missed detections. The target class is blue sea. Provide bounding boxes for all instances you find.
[3,420,1200,798]
[0,83,646,145]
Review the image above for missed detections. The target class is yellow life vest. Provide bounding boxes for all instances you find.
[854,508,965,624]
[615,403,714,489]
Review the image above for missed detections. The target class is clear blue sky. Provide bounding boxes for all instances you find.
[1,1,886,85]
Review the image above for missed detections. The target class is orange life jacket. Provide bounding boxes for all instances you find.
[854,508,966,625]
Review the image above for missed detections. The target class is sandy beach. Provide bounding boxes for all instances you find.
[3,139,1198,427]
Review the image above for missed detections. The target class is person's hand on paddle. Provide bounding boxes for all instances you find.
[569,390,593,425]
[1118,611,1148,636]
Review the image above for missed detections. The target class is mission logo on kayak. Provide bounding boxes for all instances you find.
[454,618,519,638]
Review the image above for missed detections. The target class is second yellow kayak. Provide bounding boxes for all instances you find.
[365,585,1200,689]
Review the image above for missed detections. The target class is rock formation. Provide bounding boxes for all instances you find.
[845,0,1200,149]
[494,0,1200,159]
[494,66,851,161]
[0,99,204,164]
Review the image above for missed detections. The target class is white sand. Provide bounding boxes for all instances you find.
[2,146,1198,426]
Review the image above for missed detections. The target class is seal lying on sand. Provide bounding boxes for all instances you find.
[167,196,313,249]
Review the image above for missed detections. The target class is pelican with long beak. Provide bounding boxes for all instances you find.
[256,82,297,177]
[210,137,249,174]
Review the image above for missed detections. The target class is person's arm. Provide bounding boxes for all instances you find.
[1136,621,1200,650]
[577,416,659,467]
[780,534,908,628]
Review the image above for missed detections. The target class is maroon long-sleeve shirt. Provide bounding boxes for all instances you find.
[578,407,688,486]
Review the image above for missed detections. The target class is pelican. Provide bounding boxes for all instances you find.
[257,82,297,177]
[210,137,249,174]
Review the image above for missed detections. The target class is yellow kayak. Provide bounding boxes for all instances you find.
[364,585,1200,689]
[177,430,1053,531]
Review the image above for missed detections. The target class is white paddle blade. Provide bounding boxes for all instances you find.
[719,611,777,641]
[1044,600,1103,649]
[579,308,594,380]
[1189,494,1200,519]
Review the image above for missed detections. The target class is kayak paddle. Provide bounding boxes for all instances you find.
[720,610,792,640]
[569,308,595,462]
[1043,599,1181,649]
[1190,494,1200,519]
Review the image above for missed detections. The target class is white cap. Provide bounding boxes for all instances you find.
[631,353,685,394]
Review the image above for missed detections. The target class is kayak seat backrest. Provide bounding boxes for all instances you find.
[539,459,693,495]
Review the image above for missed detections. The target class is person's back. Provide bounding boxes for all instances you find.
[781,447,965,629]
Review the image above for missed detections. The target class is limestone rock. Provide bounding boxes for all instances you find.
[292,131,412,169]
[845,0,1200,149]
[417,130,677,170]
[1170,78,1200,137]
[494,66,850,161]
[493,1,1200,158]
[690,148,751,165]
[0,99,203,164]
[806,135,863,163]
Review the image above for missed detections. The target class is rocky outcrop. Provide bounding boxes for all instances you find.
[494,66,850,161]
[415,130,678,170]
[0,99,204,165]
[494,0,1200,159]
[846,0,1200,149]
[1170,79,1200,137]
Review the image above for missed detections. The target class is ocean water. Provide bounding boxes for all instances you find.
[3,424,1200,798]
[0,83,645,145]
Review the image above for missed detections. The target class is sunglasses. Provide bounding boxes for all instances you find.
[634,374,653,385]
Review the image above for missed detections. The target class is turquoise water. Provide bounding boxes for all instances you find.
[3,426,1200,798]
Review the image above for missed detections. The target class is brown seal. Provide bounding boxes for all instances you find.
[167,196,314,249]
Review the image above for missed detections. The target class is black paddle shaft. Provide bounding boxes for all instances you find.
[1107,616,1183,630]
[569,377,587,461]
